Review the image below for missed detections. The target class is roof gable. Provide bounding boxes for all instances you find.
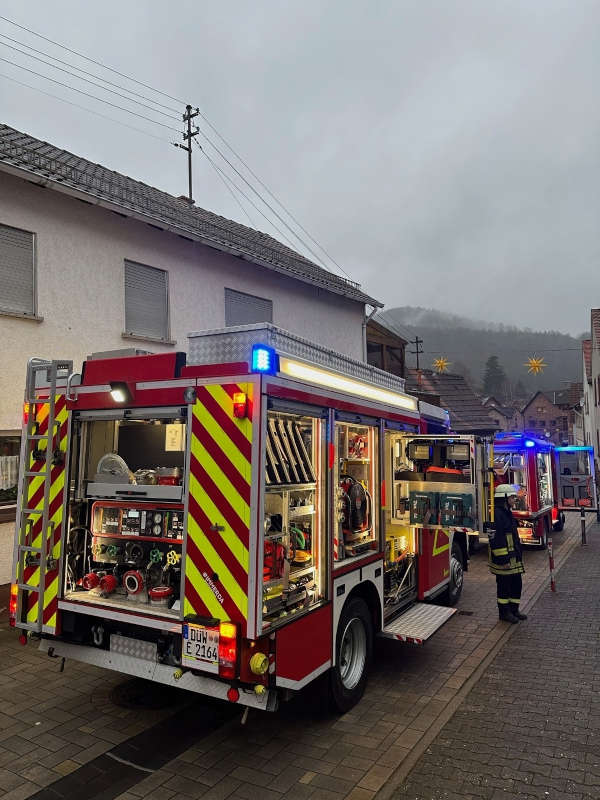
[0,123,379,307]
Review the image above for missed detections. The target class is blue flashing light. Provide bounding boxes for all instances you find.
[556,446,593,452]
[524,439,536,448]
[251,344,279,375]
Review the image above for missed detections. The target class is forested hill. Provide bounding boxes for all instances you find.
[378,307,583,397]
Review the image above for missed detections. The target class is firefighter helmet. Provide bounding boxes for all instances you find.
[495,483,520,498]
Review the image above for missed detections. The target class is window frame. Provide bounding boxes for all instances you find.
[122,259,173,344]
[0,429,22,521]
[0,221,39,319]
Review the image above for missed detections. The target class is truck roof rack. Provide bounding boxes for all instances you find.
[187,323,407,395]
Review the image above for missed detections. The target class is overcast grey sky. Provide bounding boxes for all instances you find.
[1,1,598,334]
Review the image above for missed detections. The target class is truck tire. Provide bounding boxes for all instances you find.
[442,541,464,606]
[330,597,372,713]
[553,512,565,532]
[538,518,549,550]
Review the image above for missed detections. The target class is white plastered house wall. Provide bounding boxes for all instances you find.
[0,169,372,582]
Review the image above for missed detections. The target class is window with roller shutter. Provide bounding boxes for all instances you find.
[224,287,273,326]
[0,222,35,316]
[124,260,170,340]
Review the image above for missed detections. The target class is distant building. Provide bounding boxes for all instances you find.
[520,384,583,446]
[405,369,498,436]
[481,396,522,432]
[582,337,593,446]
[582,309,600,467]
[365,317,407,378]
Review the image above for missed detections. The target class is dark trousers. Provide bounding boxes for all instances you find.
[496,573,522,614]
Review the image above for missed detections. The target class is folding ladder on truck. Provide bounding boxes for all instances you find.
[13,358,73,634]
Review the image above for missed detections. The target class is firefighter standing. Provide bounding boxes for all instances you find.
[489,484,526,623]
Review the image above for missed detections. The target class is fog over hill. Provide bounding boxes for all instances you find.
[378,307,583,400]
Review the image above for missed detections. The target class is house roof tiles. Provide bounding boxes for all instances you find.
[0,123,379,307]
[405,369,499,433]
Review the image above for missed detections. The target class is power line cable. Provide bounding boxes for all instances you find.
[0,71,175,144]
[0,56,180,133]
[196,132,332,269]
[0,14,359,285]
[195,108,357,282]
[0,31,181,115]
[197,146,254,227]
[194,140,301,252]
[0,13,185,105]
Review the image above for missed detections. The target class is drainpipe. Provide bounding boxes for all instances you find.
[362,305,378,362]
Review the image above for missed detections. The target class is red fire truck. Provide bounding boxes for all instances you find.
[493,433,564,548]
[11,325,463,712]
[554,445,597,512]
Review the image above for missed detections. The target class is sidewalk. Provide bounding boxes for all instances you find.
[384,519,600,800]
[0,515,587,800]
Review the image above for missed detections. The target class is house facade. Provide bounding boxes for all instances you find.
[481,396,522,432]
[0,124,379,570]
[366,317,407,378]
[582,309,600,468]
[520,388,581,446]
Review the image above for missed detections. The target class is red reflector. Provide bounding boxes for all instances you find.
[232,392,247,419]
[219,621,239,680]
[9,583,18,624]
[23,402,31,426]
[18,634,27,646]
[227,687,240,703]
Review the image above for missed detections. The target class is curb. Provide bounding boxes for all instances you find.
[375,521,588,800]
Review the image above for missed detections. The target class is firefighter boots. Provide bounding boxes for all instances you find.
[498,608,519,624]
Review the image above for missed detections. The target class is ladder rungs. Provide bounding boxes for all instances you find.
[24,471,48,478]
[22,508,43,515]
[27,435,50,441]
[19,546,42,553]
[18,583,40,591]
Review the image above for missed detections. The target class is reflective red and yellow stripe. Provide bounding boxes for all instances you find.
[21,396,68,632]
[184,383,253,629]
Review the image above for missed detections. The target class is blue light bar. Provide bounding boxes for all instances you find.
[251,344,279,375]
[556,446,593,452]
[524,440,535,448]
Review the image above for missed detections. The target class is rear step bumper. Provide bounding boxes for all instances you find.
[379,603,457,645]
[38,639,278,711]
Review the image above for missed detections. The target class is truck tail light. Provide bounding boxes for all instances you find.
[9,583,18,627]
[232,392,247,419]
[218,622,238,679]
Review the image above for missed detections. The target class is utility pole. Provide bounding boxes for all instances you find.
[177,105,200,204]
[410,336,424,370]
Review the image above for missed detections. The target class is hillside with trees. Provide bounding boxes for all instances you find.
[378,307,583,403]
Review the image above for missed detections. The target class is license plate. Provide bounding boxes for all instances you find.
[182,623,219,673]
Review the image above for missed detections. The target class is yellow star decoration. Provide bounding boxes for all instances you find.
[433,357,451,373]
[525,356,547,375]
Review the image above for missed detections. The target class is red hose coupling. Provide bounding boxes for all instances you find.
[123,570,144,595]
[82,572,100,590]
[99,574,118,594]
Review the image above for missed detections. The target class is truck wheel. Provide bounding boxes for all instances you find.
[553,513,565,532]
[538,519,549,550]
[330,597,372,713]
[442,542,464,606]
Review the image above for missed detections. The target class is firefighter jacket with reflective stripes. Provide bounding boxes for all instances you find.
[488,503,525,576]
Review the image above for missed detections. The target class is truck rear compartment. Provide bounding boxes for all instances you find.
[64,410,187,621]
